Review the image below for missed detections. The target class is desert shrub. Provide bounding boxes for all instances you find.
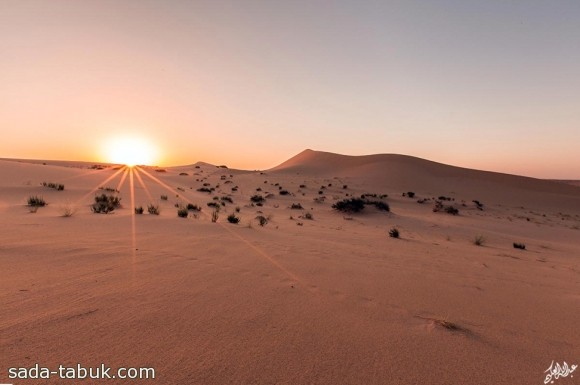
[211,209,219,222]
[155,169,167,173]
[177,207,189,218]
[197,187,213,193]
[256,215,268,226]
[207,202,220,209]
[59,204,77,217]
[160,195,168,201]
[473,235,485,246]
[256,187,262,191]
[179,172,189,176]
[186,203,201,211]
[231,186,238,192]
[343,185,348,189]
[365,200,390,212]
[91,194,121,214]
[303,212,313,220]
[473,200,484,210]
[389,227,400,238]
[134,206,144,214]
[332,198,365,213]
[433,201,459,215]
[318,190,324,195]
[28,195,46,207]
[42,182,65,191]
[235,206,240,212]
[99,187,119,193]
[221,196,233,204]
[279,190,290,195]
[513,242,526,250]
[290,203,303,209]
[407,191,415,198]
[148,204,160,215]
[227,213,240,224]
[299,184,306,188]
[445,206,459,215]
[212,196,219,201]
[250,195,265,203]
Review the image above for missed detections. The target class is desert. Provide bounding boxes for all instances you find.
[1,150,579,384]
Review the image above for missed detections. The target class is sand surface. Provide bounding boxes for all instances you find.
[1,151,579,384]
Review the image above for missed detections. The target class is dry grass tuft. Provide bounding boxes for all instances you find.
[415,315,468,333]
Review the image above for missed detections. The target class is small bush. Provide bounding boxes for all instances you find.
[91,194,121,214]
[227,213,240,224]
[177,207,189,218]
[250,195,265,203]
[207,202,220,209]
[148,204,160,215]
[303,212,313,220]
[59,204,77,217]
[99,186,119,193]
[211,209,219,222]
[513,242,526,250]
[389,228,400,238]
[186,203,201,211]
[299,184,306,188]
[407,191,415,198]
[290,203,303,209]
[445,206,459,215]
[256,215,268,226]
[365,200,390,212]
[197,187,214,193]
[221,196,233,204]
[279,190,290,195]
[135,206,144,214]
[473,235,485,246]
[332,198,365,213]
[160,195,168,201]
[28,195,46,207]
[42,182,65,191]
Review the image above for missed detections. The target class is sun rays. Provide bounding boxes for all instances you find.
[71,164,307,290]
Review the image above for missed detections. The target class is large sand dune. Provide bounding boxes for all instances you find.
[1,152,579,385]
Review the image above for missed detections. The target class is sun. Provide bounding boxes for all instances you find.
[105,136,158,167]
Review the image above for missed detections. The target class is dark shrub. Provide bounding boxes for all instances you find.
[444,206,459,215]
[303,212,313,220]
[148,204,160,215]
[28,195,46,207]
[250,195,265,203]
[177,207,188,218]
[407,192,415,198]
[290,203,303,209]
[186,203,201,211]
[91,194,121,214]
[207,202,220,209]
[513,242,526,250]
[389,228,399,238]
[197,187,214,193]
[279,190,290,195]
[256,215,268,226]
[134,206,144,214]
[160,195,168,201]
[332,198,365,213]
[227,213,240,224]
[221,196,233,204]
[365,200,390,212]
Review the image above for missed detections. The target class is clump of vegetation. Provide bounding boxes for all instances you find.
[279,190,290,195]
[256,215,268,226]
[473,235,485,246]
[220,196,233,204]
[290,203,303,209]
[177,207,189,218]
[160,195,168,201]
[28,195,46,207]
[365,200,390,211]
[207,201,220,209]
[211,209,219,223]
[148,204,160,215]
[406,191,415,198]
[91,194,121,214]
[473,200,484,210]
[303,212,313,220]
[42,182,65,191]
[299,184,306,188]
[343,185,348,189]
[433,201,459,215]
[332,198,366,213]
[179,172,189,176]
[250,195,265,203]
[513,242,526,250]
[135,206,144,214]
[58,203,77,217]
[438,196,453,201]
[197,187,214,193]
[186,203,201,211]
[227,213,240,224]
[389,227,400,238]
[99,186,119,193]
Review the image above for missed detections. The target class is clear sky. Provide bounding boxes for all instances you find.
[1,0,579,178]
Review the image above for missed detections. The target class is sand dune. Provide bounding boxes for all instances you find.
[1,153,579,385]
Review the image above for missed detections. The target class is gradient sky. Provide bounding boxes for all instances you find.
[1,0,579,178]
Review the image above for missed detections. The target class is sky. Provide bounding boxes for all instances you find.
[1,0,579,178]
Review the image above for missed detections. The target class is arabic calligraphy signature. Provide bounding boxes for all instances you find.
[544,361,577,384]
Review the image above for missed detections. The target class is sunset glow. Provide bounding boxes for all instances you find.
[105,137,158,167]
